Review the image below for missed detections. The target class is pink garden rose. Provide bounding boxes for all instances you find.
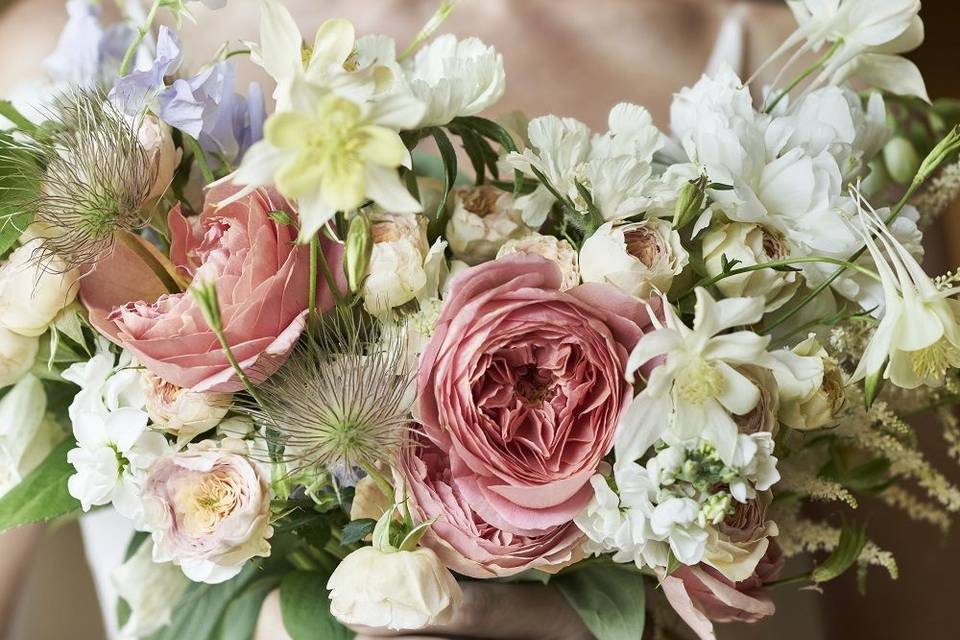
[399,432,584,578]
[417,254,660,534]
[81,182,341,392]
[662,543,784,640]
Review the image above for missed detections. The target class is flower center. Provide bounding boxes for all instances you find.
[674,357,726,404]
[516,367,557,406]
[307,97,367,177]
[911,337,960,381]
[623,227,661,268]
[181,472,238,536]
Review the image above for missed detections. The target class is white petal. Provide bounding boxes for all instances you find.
[625,330,682,383]
[258,0,304,82]
[615,392,671,467]
[714,362,761,415]
[233,141,286,187]
[364,164,423,214]
[296,190,337,242]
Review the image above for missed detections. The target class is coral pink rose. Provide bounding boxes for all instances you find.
[399,432,584,578]
[81,182,341,392]
[662,543,784,640]
[417,255,660,534]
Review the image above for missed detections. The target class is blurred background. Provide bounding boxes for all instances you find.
[1,0,959,638]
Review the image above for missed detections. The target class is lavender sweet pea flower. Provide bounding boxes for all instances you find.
[109,25,182,115]
[45,0,135,86]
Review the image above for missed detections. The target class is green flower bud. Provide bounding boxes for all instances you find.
[345,214,374,293]
[673,174,708,229]
[883,137,921,185]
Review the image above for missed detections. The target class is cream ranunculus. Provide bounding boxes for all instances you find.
[0,239,80,337]
[141,438,273,584]
[0,327,39,388]
[446,186,528,265]
[141,371,232,444]
[579,219,688,298]
[773,335,843,431]
[363,212,431,314]
[702,222,800,312]
[327,545,463,631]
[496,233,580,290]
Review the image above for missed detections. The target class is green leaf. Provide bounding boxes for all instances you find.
[811,520,867,584]
[211,575,283,640]
[0,137,38,255]
[280,570,353,640]
[425,127,458,242]
[0,100,38,133]
[0,437,78,533]
[340,518,376,546]
[450,116,524,197]
[555,565,646,640]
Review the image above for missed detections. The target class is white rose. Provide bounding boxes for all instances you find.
[363,213,430,314]
[141,438,273,584]
[579,219,688,298]
[141,371,231,444]
[0,326,39,388]
[112,539,189,640]
[446,186,528,265]
[328,545,463,631]
[775,335,844,431]
[702,222,800,312]
[0,239,80,336]
[497,233,580,290]
[0,374,62,496]
[128,114,180,201]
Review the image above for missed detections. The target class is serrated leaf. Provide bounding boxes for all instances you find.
[811,520,867,584]
[280,570,352,640]
[0,437,78,533]
[555,565,646,640]
[340,518,376,546]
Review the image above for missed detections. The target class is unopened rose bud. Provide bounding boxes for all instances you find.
[702,222,800,312]
[779,335,845,430]
[673,174,708,229]
[883,137,921,185]
[345,215,374,293]
[128,114,180,201]
[363,212,430,314]
[446,186,529,265]
[497,233,580,290]
[0,239,80,337]
[141,371,232,443]
[580,219,688,298]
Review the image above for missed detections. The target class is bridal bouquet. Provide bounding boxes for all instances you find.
[3,0,960,638]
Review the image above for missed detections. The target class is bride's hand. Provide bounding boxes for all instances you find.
[256,582,592,640]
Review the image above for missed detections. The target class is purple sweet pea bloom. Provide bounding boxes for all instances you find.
[44,0,135,86]
[109,25,183,115]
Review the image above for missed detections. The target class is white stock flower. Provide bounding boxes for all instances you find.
[580,219,688,299]
[728,433,781,502]
[0,239,80,337]
[0,327,39,388]
[0,375,62,496]
[141,371,231,445]
[67,407,169,518]
[497,233,580,290]
[402,34,505,127]
[141,438,273,584]
[850,196,960,389]
[113,539,189,640]
[62,340,145,422]
[650,497,710,566]
[702,221,800,311]
[235,78,424,241]
[328,545,464,630]
[445,186,529,265]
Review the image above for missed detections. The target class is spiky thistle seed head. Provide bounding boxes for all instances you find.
[240,313,415,474]
[0,88,157,271]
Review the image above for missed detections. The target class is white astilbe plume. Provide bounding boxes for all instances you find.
[240,314,415,473]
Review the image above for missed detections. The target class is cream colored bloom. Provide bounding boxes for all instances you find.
[0,327,39,388]
[579,219,688,298]
[702,221,800,312]
[141,371,232,444]
[446,186,528,265]
[130,114,179,201]
[112,539,189,640]
[772,335,843,431]
[497,233,580,290]
[363,212,431,313]
[328,545,463,631]
[0,239,80,337]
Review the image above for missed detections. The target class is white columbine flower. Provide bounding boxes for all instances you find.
[235,78,425,241]
[402,34,505,127]
[850,195,960,389]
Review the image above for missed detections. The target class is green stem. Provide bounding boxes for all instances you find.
[117,231,186,293]
[764,40,842,114]
[308,235,320,332]
[398,1,458,62]
[316,242,346,307]
[202,308,272,412]
[184,134,215,184]
[361,464,394,504]
[767,573,812,588]
[118,0,162,77]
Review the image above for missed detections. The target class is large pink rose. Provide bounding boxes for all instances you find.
[81,182,340,392]
[417,255,659,533]
[399,432,584,578]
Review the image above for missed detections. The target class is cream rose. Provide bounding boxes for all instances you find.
[702,222,800,311]
[130,114,180,201]
[776,335,844,431]
[141,371,232,444]
[703,494,778,582]
[497,233,580,290]
[363,212,430,314]
[0,327,39,388]
[0,239,80,337]
[446,186,528,264]
[327,545,463,631]
[141,438,273,584]
[580,219,688,298]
